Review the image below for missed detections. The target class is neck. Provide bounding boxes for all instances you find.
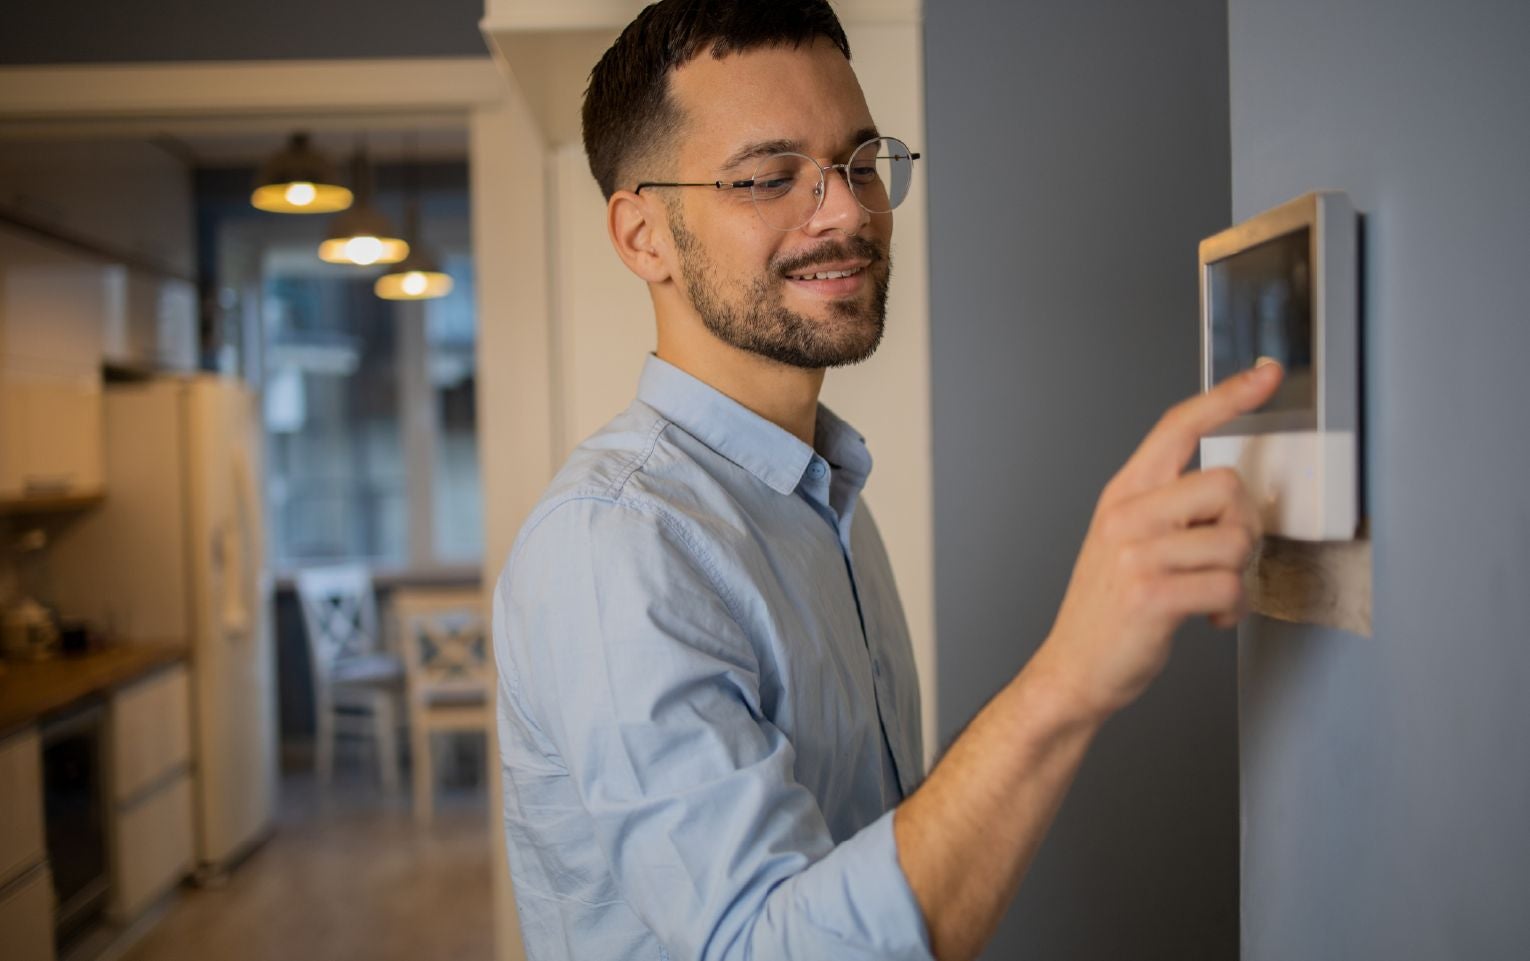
[655,316,824,448]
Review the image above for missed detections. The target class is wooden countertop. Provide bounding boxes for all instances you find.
[0,641,187,737]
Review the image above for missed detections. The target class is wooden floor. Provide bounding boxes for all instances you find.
[110,768,494,961]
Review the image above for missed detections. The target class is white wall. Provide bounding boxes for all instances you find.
[471,82,550,961]
[548,142,653,455]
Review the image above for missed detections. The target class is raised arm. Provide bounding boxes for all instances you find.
[895,360,1284,960]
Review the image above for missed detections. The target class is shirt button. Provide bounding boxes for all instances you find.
[808,461,827,480]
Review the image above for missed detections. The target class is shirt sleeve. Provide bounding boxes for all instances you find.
[499,495,933,961]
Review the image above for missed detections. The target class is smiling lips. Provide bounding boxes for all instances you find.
[784,261,871,295]
[785,260,868,281]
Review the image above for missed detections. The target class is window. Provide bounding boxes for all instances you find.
[262,270,410,565]
[202,157,480,572]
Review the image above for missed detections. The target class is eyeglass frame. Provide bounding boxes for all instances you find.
[633,135,922,232]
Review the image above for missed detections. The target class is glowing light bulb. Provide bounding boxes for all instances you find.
[284,182,317,207]
[402,272,428,296]
[345,236,384,265]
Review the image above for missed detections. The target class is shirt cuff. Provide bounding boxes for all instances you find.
[791,808,935,960]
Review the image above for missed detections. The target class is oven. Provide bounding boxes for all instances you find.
[40,701,109,950]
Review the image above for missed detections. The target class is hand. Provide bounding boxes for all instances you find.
[1034,361,1284,721]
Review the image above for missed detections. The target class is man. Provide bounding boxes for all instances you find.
[493,2,1281,959]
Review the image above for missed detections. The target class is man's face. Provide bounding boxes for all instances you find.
[659,39,893,370]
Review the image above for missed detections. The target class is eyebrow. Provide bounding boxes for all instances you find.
[718,126,882,173]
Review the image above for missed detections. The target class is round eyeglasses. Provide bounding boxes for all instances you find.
[635,136,922,232]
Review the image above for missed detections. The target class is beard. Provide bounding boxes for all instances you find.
[669,207,891,370]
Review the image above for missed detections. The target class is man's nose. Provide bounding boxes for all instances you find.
[803,166,869,235]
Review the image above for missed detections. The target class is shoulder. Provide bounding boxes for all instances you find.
[492,407,760,713]
[502,403,746,611]
[516,399,760,555]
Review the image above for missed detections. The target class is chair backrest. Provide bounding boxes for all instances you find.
[294,564,381,676]
[391,588,491,699]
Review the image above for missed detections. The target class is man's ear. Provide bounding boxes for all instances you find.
[608,190,672,284]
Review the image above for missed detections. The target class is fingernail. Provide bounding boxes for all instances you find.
[1255,356,1280,370]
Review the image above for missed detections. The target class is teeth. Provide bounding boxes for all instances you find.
[790,267,862,281]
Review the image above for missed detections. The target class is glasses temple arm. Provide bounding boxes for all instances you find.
[634,180,755,193]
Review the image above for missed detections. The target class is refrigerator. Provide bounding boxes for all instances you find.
[50,373,277,876]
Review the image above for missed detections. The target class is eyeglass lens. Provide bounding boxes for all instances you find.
[749,137,916,231]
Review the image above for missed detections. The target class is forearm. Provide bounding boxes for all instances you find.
[893,645,1104,961]
[892,366,1282,960]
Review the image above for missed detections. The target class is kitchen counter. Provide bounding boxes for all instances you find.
[0,641,187,737]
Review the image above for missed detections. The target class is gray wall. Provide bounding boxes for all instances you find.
[0,0,485,64]
[1232,1,1530,958]
[925,2,1236,958]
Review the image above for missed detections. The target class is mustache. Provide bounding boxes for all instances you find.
[772,236,886,277]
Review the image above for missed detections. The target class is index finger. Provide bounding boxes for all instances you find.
[1113,360,1284,497]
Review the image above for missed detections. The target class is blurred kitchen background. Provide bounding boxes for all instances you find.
[0,114,495,961]
[0,7,758,961]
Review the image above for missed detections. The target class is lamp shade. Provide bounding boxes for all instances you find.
[318,204,410,266]
[375,200,452,300]
[251,133,353,214]
[317,149,409,266]
[375,255,453,300]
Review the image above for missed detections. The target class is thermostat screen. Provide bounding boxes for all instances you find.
[1208,227,1315,412]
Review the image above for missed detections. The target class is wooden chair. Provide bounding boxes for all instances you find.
[294,565,404,790]
[391,588,491,824]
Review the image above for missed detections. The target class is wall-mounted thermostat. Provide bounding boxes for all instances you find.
[1199,190,1359,542]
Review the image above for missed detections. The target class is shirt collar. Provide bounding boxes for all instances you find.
[635,355,871,496]
[815,403,872,481]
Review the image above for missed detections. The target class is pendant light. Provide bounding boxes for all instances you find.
[251,132,353,214]
[375,199,454,300]
[376,149,453,300]
[317,143,409,266]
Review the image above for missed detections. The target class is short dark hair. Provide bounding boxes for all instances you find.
[581,0,852,200]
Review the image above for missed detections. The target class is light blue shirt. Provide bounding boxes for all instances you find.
[494,355,932,961]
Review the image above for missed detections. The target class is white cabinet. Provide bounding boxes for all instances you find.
[0,134,198,378]
[0,367,105,499]
[0,227,107,503]
[0,728,47,889]
[111,775,193,921]
[0,139,196,279]
[0,728,56,961]
[110,664,192,803]
[107,664,194,921]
